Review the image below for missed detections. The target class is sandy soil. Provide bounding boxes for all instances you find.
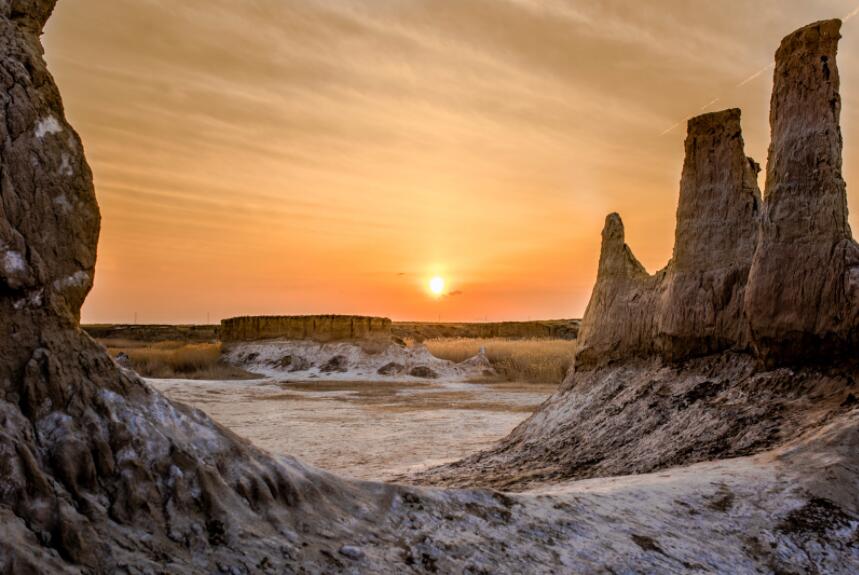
[149,377,555,481]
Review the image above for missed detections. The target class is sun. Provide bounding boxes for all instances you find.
[429,276,446,296]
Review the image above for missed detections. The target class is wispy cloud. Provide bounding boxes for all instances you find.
[43,0,859,322]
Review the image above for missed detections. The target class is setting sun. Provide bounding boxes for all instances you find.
[429,276,446,296]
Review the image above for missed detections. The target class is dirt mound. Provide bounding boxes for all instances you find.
[414,354,858,489]
[225,340,497,382]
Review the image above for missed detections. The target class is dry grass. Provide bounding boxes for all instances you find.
[99,339,257,380]
[423,338,577,384]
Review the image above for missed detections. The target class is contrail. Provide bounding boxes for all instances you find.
[659,67,768,135]
[736,63,774,88]
[660,7,859,136]
[700,97,721,111]
[659,121,682,137]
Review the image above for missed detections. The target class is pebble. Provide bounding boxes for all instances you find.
[338,545,365,560]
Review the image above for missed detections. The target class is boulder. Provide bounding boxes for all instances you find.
[377,362,405,376]
[409,366,439,379]
[320,355,349,373]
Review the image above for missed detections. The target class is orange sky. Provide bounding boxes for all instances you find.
[44,0,859,324]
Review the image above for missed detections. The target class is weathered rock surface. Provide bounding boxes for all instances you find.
[220,315,392,343]
[2,4,858,573]
[415,353,857,489]
[225,339,487,382]
[746,19,859,364]
[657,109,761,360]
[576,109,761,367]
[573,213,658,368]
[391,318,581,341]
[571,21,858,369]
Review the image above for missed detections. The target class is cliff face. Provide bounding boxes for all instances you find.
[392,319,580,341]
[576,20,857,369]
[220,315,392,343]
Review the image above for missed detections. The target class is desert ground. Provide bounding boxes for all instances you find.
[149,377,556,481]
[90,326,572,480]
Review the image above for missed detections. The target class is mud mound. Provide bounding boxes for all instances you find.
[414,354,858,490]
[224,340,497,381]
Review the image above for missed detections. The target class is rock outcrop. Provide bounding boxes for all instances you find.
[657,109,761,360]
[577,109,762,367]
[576,21,858,369]
[418,20,859,521]
[220,314,392,343]
[392,319,581,341]
[574,213,658,367]
[745,19,859,364]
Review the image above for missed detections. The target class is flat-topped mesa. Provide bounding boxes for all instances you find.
[745,18,859,364]
[220,314,392,343]
[656,109,761,360]
[574,213,657,369]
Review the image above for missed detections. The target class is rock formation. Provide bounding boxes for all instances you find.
[220,314,392,343]
[574,213,658,367]
[417,26,859,572]
[657,109,761,360]
[745,19,859,365]
[577,108,762,367]
[391,319,581,341]
[2,4,858,573]
[574,21,859,369]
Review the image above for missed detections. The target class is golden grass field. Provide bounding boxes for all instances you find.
[423,338,577,384]
[101,339,256,380]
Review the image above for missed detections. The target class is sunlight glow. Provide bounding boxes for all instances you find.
[429,276,446,296]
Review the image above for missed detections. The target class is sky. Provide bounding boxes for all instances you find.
[43,0,859,324]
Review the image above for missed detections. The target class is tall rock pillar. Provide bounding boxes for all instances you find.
[745,19,859,364]
[656,109,761,360]
[574,213,656,369]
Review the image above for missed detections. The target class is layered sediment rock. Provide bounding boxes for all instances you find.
[745,19,859,364]
[392,319,580,341]
[574,213,657,367]
[220,314,392,343]
[577,109,762,367]
[577,20,858,368]
[657,109,761,360]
